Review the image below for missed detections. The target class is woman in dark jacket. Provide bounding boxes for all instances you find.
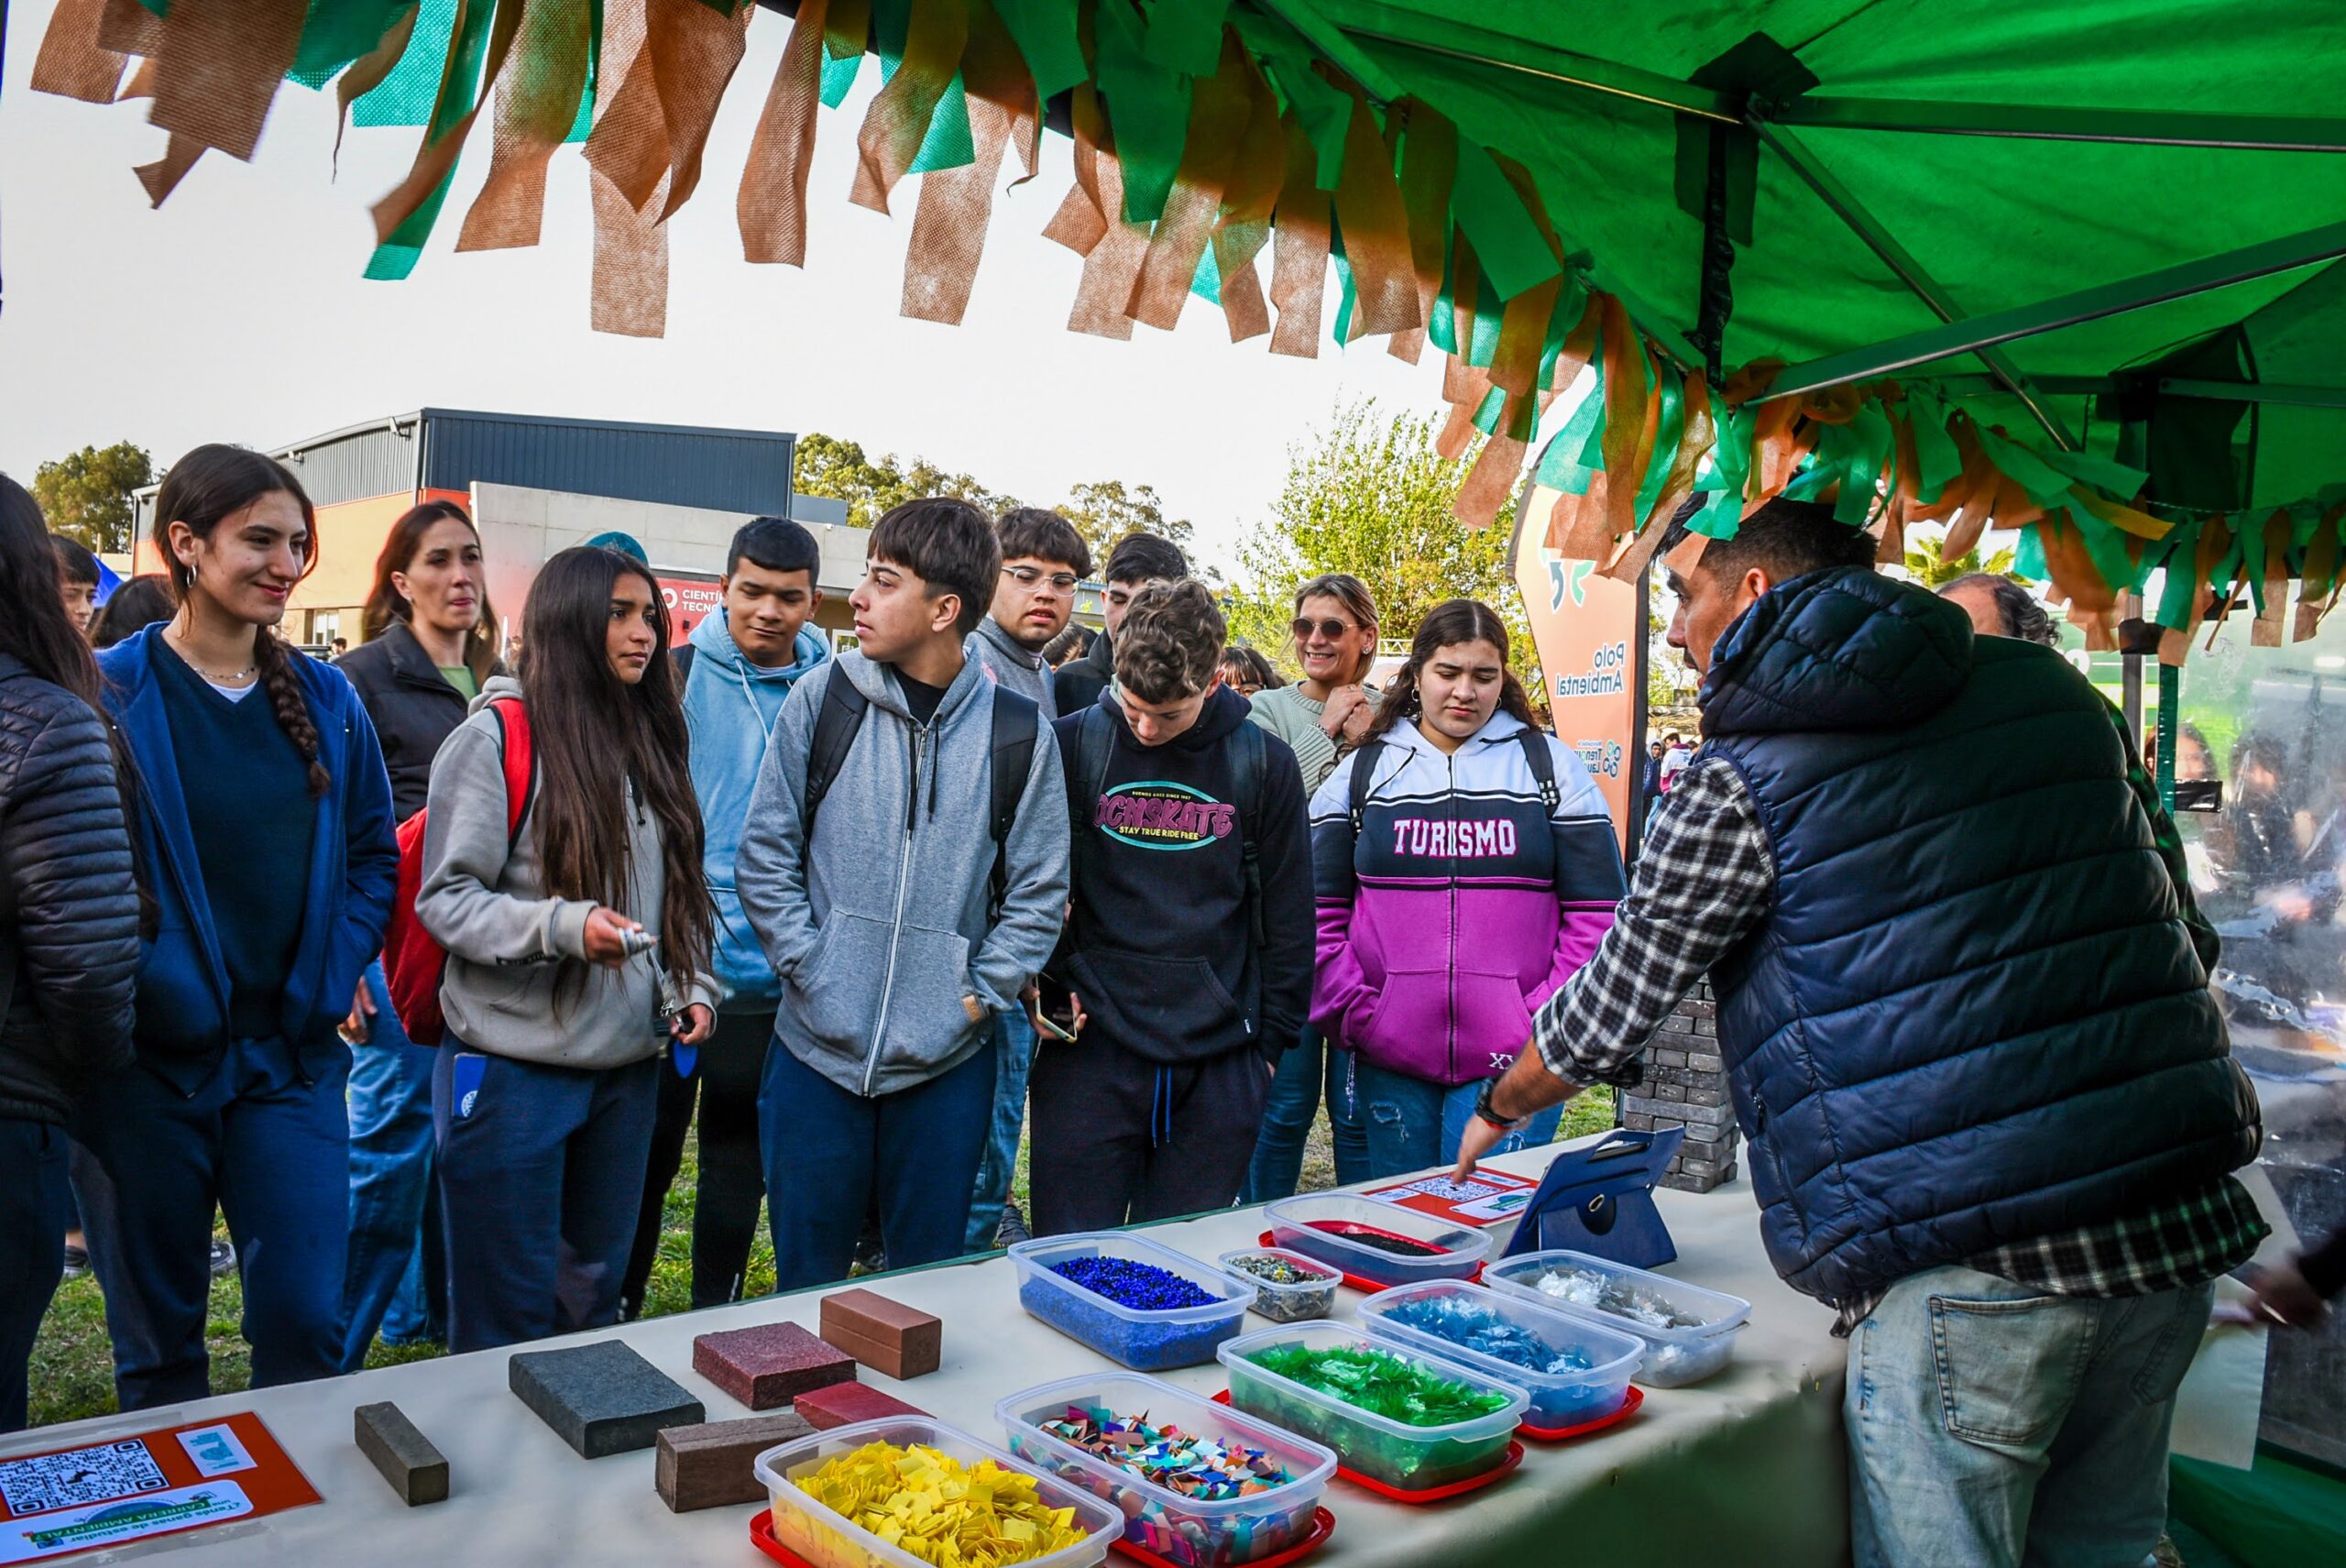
[0,476,141,1431]
[331,501,499,1369]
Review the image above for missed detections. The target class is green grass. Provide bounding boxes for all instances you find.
[25,1086,1614,1430]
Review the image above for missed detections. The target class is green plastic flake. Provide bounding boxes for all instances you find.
[1244,1343,1511,1428]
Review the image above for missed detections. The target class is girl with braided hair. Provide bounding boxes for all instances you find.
[79,445,399,1409]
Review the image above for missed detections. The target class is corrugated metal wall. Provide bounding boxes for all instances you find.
[277,422,421,507]
[419,411,794,516]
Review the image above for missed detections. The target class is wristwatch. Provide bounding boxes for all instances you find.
[1473,1076,1532,1133]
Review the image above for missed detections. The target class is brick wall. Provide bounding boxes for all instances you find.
[1619,979,1740,1192]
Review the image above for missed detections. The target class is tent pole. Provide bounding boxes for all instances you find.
[1336,15,1738,121]
[1762,219,2346,398]
[1749,119,2078,449]
[1760,96,2346,153]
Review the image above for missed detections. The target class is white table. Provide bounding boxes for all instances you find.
[6,1142,1854,1566]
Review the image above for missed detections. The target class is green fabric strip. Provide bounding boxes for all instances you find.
[1632,349,1685,530]
[364,0,494,280]
[354,0,455,127]
[1094,0,1190,223]
[1144,0,1228,78]
[291,1,415,88]
[992,0,1085,102]
[1450,139,1561,302]
[1260,57,1349,191]
[2154,521,2203,629]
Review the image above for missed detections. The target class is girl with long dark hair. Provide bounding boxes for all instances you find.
[1311,599,1628,1173]
[0,476,141,1430]
[81,446,399,1409]
[332,500,500,1368]
[416,545,716,1350]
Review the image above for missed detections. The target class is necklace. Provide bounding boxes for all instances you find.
[167,623,258,685]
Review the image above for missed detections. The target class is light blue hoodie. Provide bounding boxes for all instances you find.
[685,609,828,1008]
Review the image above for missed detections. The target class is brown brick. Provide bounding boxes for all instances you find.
[657,1413,814,1511]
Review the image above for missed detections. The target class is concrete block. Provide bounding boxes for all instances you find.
[694,1321,857,1410]
[354,1401,448,1506]
[656,1412,814,1512]
[510,1339,705,1459]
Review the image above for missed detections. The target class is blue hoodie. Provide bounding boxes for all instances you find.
[685,609,828,1007]
[98,626,399,1089]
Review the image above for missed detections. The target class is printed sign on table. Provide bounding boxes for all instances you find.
[1363,1167,1542,1227]
[0,1412,317,1563]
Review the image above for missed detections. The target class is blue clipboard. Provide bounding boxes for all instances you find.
[1499,1126,1683,1268]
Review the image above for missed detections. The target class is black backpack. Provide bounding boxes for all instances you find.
[1068,705,1270,951]
[1347,728,1561,835]
[801,669,1039,916]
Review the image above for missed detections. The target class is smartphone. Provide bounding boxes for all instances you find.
[1030,1003,1078,1044]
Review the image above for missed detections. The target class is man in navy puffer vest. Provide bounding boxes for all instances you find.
[1456,498,2264,1567]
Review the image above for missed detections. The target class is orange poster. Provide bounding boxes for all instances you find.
[1510,481,1645,853]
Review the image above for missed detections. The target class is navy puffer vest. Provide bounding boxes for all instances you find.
[1700,567,2261,1307]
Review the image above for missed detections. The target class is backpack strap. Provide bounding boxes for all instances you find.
[803,670,871,836]
[1067,704,1117,905]
[1346,738,1386,837]
[487,696,534,852]
[1228,720,1270,955]
[985,688,1040,917]
[1517,726,1561,813]
[670,644,696,688]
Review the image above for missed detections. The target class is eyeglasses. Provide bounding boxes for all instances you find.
[1004,565,1080,592]
[1292,617,1359,641]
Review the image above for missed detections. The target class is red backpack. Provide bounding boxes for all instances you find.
[382,696,533,1046]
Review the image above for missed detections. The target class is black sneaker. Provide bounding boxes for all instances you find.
[60,1245,90,1281]
[993,1202,1031,1248]
[209,1240,236,1278]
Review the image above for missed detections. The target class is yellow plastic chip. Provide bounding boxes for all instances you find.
[794,1441,1089,1566]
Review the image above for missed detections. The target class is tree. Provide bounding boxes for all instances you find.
[1903,525,2016,588]
[34,441,154,553]
[790,432,1014,529]
[1226,400,1526,677]
[1059,479,1198,573]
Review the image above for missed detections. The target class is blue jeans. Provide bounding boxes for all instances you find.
[1242,1027,1370,1202]
[71,1037,352,1409]
[762,1033,995,1291]
[1846,1263,2213,1567]
[0,1119,69,1431]
[1352,1058,1563,1179]
[433,1045,660,1353]
[967,1010,1036,1253]
[340,959,446,1370]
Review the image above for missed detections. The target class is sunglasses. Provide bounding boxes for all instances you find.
[1292,617,1358,641]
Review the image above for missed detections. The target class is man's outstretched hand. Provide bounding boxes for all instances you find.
[1453,1113,1509,1183]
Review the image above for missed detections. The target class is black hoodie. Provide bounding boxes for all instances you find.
[1050,684,1313,1064]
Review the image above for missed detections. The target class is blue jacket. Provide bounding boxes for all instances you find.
[1700,568,2261,1306]
[684,611,827,1007]
[100,627,399,1086]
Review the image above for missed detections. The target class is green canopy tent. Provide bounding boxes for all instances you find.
[26,2,2343,659]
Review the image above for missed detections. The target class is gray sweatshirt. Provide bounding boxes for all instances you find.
[969,617,1057,720]
[734,649,1070,1097]
[415,677,718,1069]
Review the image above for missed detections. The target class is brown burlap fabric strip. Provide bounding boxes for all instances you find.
[850,0,968,214]
[586,0,677,217]
[652,0,755,220]
[1326,76,1418,343]
[592,165,671,335]
[740,0,830,265]
[336,5,422,169]
[96,0,162,58]
[2252,510,2292,647]
[373,0,528,246]
[1066,123,1149,340]
[459,0,594,251]
[1206,60,1284,343]
[1125,34,1253,332]
[1267,115,1331,357]
[2296,507,2346,642]
[119,58,157,103]
[1387,98,1455,366]
[902,0,1025,324]
[135,134,206,206]
[587,0,668,335]
[1436,356,1489,461]
[148,0,307,164]
[1453,432,1527,529]
[1043,82,1110,256]
[31,0,126,104]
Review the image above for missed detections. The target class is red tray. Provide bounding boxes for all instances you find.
[1109,1505,1336,1567]
[750,1509,809,1566]
[1517,1383,1643,1442]
[1255,1231,1484,1293]
[1210,1390,1524,1505]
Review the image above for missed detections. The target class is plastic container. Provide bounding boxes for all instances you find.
[1216,1248,1342,1323]
[1217,1321,1527,1492]
[1260,1195,1489,1290]
[1484,1249,1752,1387]
[752,1416,1121,1568]
[996,1372,1336,1567]
[1355,1280,1642,1430]
[1010,1233,1253,1371]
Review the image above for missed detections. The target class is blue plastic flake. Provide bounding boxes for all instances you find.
[1021,1265,1244,1373]
[1382,1294,1595,1376]
[1050,1256,1222,1311]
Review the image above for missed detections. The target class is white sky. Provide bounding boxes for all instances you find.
[0,0,1442,576]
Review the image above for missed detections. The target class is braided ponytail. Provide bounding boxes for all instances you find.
[254,631,331,796]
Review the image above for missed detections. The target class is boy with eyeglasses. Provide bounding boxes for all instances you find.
[963,509,1091,1249]
[1053,532,1188,716]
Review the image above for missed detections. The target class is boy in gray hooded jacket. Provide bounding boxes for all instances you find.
[735,499,1069,1289]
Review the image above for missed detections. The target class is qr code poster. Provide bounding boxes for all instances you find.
[0,1412,317,1563]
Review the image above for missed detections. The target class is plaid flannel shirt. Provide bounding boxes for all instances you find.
[1532,704,2266,1332]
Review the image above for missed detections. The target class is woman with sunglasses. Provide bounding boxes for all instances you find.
[1241,574,1381,1200]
